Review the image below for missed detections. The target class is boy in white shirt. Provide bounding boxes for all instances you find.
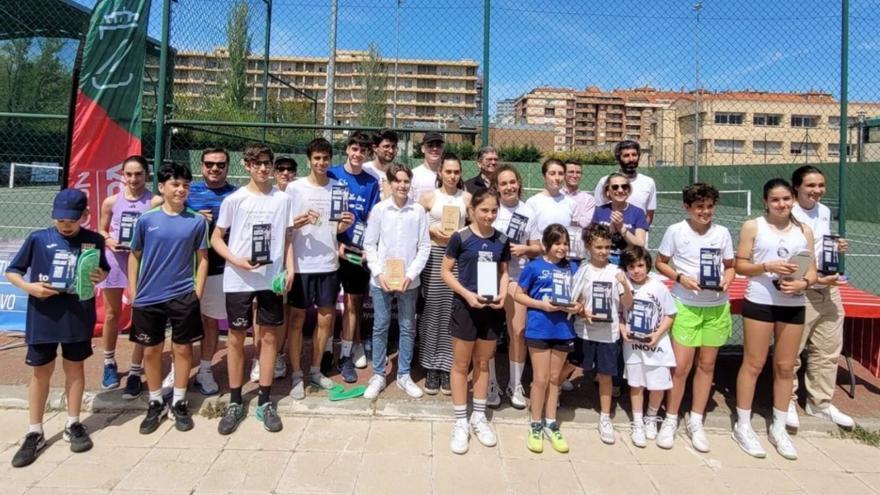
[620,246,677,448]
[570,224,632,445]
[362,164,431,400]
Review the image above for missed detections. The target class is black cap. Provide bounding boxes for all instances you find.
[421,132,445,145]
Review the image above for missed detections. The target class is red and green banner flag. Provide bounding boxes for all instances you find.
[68,0,152,229]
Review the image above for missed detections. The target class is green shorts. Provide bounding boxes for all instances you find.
[670,301,732,348]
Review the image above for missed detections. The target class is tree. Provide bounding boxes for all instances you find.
[223,1,251,110]
[0,38,69,114]
[359,43,387,127]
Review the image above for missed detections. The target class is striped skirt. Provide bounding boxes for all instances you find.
[418,245,455,372]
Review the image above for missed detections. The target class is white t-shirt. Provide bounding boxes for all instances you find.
[594,172,657,214]
[622,278,677,367]
[792,202,832,288]
[571,262,627,343]
[363,160,392,200]
[410,163,438,203]
[493,201,539,280]
[657,220,735,307]
[524,192,576,239]
[286,177,341,274]
[216,186,294,292]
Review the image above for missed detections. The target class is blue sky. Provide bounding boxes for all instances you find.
[71,0,880,112]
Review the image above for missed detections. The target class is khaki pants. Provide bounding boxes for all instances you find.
[791,286,844,408]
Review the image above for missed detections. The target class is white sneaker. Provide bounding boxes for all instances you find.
[161,365,174,396]
[289,371,305,400]
[364,375,386,400]
[195,368,219,395]
[656,417,677,449]
[450,420,470,454]
[644,415,659,440]
[274,354,288,379]
[805,403,855,428]
[470,415,497,447]
[309,372,335,390]
[395,374,423,399]
[631,421,647,448]
[561,380,574,392]
[768,427,798,460]
[687,420,711,453]
[786,401,800,429]
[507,384,527,409]
[487,381,502,408]
[353,343,367,369]
[733,422,767,459]
[249,359,260,383]
[598,416,615,445]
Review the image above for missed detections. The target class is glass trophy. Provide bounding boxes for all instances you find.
[117,211,139,249]
[550,269,574,307]
[49,249,77,292]
[629,299,655,342]
[384,258,405,292]
[506,212,529,245]
[590,281,612,321]
[699,247,722,290]
[330,185,349,221]
[773,249,812,290]
[567,226,585,260]
[441,205,460,235]
[477,259,498,303]
[250,223,272,265]
[344,221,366,265]
[820,235,840,275]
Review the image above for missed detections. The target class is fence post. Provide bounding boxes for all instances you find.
[838,0,849,273]
[261,0,272,141]
[152,0,172,192]
[323,0,338,141]
[481,0,490,147]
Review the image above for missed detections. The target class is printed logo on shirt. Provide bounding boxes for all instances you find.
[777,245,790,258]
[46,243,58,249]
[148,226,160,232]
[478,250,494,262]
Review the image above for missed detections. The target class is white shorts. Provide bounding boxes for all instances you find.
[624,363,673,391]
[200,274,227,320]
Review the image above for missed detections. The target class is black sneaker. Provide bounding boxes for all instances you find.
[63,422,93,453]
[440,371,452,395]
[168,400,195,432]
[320,350,334,375]
[217,402,246,436]
[11,432,45,468]
[424,370,440,395]
[122,374,143,400]
[139,399,167,434]
[338,356,357,383]
[256,402,284,432]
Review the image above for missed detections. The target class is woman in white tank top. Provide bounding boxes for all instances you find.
[732,178,817,461]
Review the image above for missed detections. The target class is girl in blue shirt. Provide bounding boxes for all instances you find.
[515,224,582,454]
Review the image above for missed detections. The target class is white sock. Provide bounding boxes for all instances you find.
[665,413,678,423]
[600,412,611,421]
[324,336,334,353]
[633,412,643,423]
[510,360,524,389]
[66,415,80,427]
[689,411,704,426]
[130,362,143,376]
[772,408,787,433]
[172,387,186,406]
[736,407,752,427]
[341,340,353,358]
[309,366,321,376]
[647,405,659,417]
[148,389,163,403]
[544,417,557,428]
[488,357,497,385]
[199,359,212,373]
[28,423,43,434]
[103,350,116,366]
[454,404,468,422]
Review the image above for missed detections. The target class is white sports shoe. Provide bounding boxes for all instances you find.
[353,343,368,369]
[309,372,335,390]
[249,359,260,383]
[274,354,288,379]
[687,420,711,453]
[487,381,502,408]
[363,375,386,401]
[643,415,659,440]
[507,384,527,409]
[395,374,423,399]
[805,403,855,428]
[631,421,647,448]
[194,368,219,395]
[656,417,677,449]
[733,422,767,459]
[289,371,305,400]
[786,401,800,429]
[470,415,498,447]
[450,420,470,454]
[598,416,615,445]
[768,427,798,460]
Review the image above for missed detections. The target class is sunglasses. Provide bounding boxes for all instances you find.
[275,166,296,173]
[609,184,631,192]
[203,161,227,170]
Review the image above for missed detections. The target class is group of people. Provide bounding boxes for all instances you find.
[6,132,853,467]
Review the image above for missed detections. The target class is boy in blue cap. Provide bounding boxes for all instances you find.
[5,188,110,468]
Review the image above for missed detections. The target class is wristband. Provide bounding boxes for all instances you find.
[675,273,682,283]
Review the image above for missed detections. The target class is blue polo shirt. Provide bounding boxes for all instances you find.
[130,207,209,307]
[6,227,110,344]
[328,165,380,247]
[186,181,237,275]
[518,257,579,340]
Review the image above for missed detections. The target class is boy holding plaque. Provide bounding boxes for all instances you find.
[655,183,735,452]
[619,246,677,449]
[328,131,381,382]
[6,188,109,467]
[570,224,632,445]
[362,164,431,400]
[211,144,294,435]
[442,189,510,454]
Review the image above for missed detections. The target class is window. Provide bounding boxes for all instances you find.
[828,143,853,156]
[753,140,782,155]
[714,112,744,125]
[714,139,745,153]
[829,116,858,129]
[753,114,781,126]
[791,115,819,128]
[790,141,819,156]
[544,107,556,116]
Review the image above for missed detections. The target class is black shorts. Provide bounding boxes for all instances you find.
[338,258,370,295]
[569,338,620,376]
[526,338,575,353]
[448,296,504,342]
[742,299,806,325]
[26,341,93,367]
[288,272,340,309]
[226,290,284,331]
[131,291,204,346]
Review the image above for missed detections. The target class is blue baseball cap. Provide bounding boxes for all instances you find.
[52,188,88,220]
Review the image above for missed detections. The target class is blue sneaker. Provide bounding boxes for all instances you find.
[102,363,119,390]
[338,356,357,383]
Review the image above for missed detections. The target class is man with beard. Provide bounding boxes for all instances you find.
[464,146,499,194]
[364,129,398,200]
[410,132,445,202]
[593,140,656,225]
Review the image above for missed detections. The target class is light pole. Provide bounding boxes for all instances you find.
[392,0,402,129]
[692,2,702,182]
[323,0,338,141]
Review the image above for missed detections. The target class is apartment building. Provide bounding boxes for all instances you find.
[168,47,480,128]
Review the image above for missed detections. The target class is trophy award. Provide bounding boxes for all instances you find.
[550,270,574,307]
[477,259,498,304]
[49,249,77,292]
[699,247,722,290]
[344,221,366,265]
[384,258,405,292]
[441,205,460,236]
[567,226,585,260]
[330,185,349,221]
[773,249,812,290]
[590,281,612,321]
[629,299,655,342]
[117,211,139,249]
[820,235,840,275]
[506,212,529,245]
[250,223,272,265]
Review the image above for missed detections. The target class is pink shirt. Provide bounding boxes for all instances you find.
[562,189,597,228]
